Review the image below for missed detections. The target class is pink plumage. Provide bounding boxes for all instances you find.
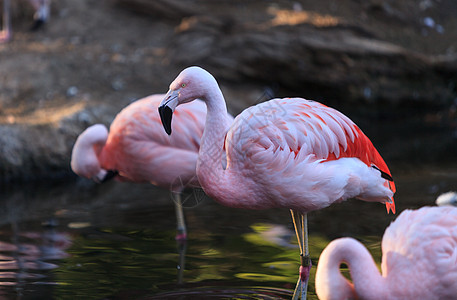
[316,206,457,300]
[71,94,206,191]
[71,94,218,240]
[103,95,207,190]
[159,67,395,213]
[223,97,395,213]
[158,66,395,298]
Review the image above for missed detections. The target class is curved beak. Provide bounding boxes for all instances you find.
[101,170,119,183]
[159,90,179,135]
[93,169,119,183]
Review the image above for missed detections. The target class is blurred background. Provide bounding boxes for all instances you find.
[0,0,456,299]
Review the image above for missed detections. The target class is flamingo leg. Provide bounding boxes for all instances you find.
[291,210,311,300]
[0,0,12,43]
[172,192,187,285]
[173,192,187,241]
[176,233,187,285]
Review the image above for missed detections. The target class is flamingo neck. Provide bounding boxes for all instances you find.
[71,124,109,179]
[316,237,387,300]
[196,86,238,205]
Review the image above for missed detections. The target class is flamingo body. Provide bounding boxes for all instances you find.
[71,94,207,192]
[222,97,395,212]
[315,206,457,300]
[159,67,395,214]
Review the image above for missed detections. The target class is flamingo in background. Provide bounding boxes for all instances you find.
[1,0,50,42]
[315,206,457,299]
[158,66,395,299]
[436,191,457,206]
[71,94,227,240]
[29,0,51,30]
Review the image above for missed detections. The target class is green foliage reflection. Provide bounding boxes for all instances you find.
[47,222,382,299]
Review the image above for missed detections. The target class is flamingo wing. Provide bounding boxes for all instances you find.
[110,95,206,152]
[225,98,395,212]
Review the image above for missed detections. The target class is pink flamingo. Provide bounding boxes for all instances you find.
[71,94,217,240]
[436,191,457,206]
[1,0,50,42]
[158,66,396,299]
[315,206,457,300]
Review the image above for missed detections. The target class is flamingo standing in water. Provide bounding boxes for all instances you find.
[71,94,221,240]
[1,0,50,42]
[158,66,396,299]
[315,206,457,300]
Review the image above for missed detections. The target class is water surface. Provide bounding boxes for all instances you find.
[0,164,456,299]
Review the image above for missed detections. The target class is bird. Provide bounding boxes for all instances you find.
[71,94,216,241]
[157,66,396,299]
[1,0,50,43]
[315,206,457,300]
[29,0,51,30]
[436,191,457,206]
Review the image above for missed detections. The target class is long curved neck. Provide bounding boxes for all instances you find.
[71,124,108,177]
[316,238,387,300]
[196,86,237,205]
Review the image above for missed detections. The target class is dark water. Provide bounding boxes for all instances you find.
[0,163,456,299]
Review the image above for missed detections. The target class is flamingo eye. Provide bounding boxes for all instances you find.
[181,83,186,88]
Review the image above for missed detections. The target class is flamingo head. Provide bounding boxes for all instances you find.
[159,66,217,135]
[71,124,118,183]
[436,191,457,207]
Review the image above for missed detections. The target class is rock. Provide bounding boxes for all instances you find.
[115,0,197,20]
[167,14,457,104]
[1,0,456,183]
[0,103,114,182]
[66,86,79,98]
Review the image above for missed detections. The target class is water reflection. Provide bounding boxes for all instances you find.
[0,222,71,287]
[0,164,454,299]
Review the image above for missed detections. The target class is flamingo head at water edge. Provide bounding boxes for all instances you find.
[159,67,217,135]
[436,191,457,207]
[71,124,118,183]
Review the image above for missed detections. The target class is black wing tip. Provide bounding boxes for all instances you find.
[381,171,394,182]
[372,165,394,182]
[158,105,173,135]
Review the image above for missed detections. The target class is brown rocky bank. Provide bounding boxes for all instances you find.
[0,0,456,182]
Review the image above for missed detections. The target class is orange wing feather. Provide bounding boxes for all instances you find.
[325,125,396,214]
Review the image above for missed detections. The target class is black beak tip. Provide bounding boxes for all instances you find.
[101,170,119,183]
[158,105,173,135]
